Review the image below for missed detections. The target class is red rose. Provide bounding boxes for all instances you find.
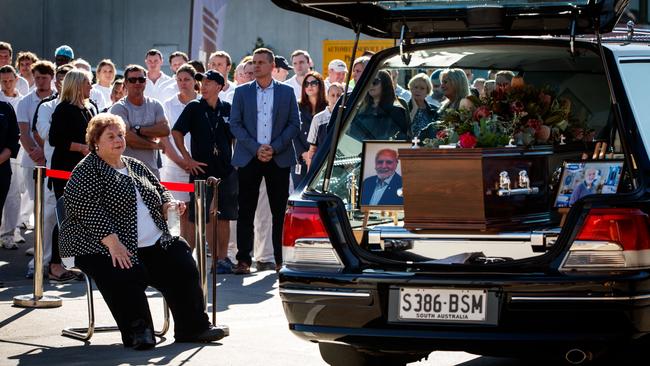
[510,101,525,114]
[436,130,449,140]
[472,106,491,121]
[459,132,477,148]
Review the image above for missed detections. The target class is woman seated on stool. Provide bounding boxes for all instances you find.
[59,113,225,350]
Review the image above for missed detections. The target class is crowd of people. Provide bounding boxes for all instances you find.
[0,40,518,279]
[0,38,520,349]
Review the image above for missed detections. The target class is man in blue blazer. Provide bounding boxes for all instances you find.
[230,48,300,274]
[361,148,404,206]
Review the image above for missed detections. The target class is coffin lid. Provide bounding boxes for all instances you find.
[271,0,629,38]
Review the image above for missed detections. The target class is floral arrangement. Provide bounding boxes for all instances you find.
[422,79,594,148]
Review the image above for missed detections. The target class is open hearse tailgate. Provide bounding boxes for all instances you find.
[271,0,629,38]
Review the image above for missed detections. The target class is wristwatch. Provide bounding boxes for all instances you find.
[134,125,142,136]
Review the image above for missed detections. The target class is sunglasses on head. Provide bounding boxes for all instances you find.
[372,78,381,86]
[127,77,147,84]
[305,79,319,87]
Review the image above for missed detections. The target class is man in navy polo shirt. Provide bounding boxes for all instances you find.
[171,70,237,274]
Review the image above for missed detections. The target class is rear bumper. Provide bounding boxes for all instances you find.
[279,268,650,353]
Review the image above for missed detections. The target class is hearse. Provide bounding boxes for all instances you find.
[273,0,650,364]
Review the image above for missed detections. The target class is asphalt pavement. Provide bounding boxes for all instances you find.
[0,228,554,366]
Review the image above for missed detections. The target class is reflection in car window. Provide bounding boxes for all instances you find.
[348,70,409,142]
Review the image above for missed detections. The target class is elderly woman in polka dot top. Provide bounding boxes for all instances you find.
[59,113,226,350]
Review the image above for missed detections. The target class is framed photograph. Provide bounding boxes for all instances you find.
[359,140,411,209]
[553,160,624,208]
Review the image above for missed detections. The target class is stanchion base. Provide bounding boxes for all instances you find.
[213,324,230,337]
[13,294,62,308]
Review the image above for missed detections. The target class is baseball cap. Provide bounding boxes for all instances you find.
[328,59,347,72]
[195,69,225,85]
[274,56,293,70]
[55,45,74,59]
[430,69,443,85]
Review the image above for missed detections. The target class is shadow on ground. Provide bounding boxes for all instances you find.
[2,338,222,366]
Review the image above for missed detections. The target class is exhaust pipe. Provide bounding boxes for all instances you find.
[565,348,592,365]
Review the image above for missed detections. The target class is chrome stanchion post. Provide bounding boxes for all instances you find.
[193,179,208,309]
[206,176,221,325]
[14,166,62,308]
[205,176,229,336]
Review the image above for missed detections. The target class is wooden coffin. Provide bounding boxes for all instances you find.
[398,146,553,231]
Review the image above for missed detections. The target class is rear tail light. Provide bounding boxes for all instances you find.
[282,206,343,268]
[561,208,650,272]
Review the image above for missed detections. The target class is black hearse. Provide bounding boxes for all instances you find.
[273,0,650,364]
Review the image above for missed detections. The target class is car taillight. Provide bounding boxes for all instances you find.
[561,208,650,272]
[282,206,342,268]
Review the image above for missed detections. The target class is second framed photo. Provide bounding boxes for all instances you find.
[553,160,624,208]
[359,140,411,209]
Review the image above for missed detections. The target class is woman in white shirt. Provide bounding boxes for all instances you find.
[92,59,116,108]
[161,64,198,246]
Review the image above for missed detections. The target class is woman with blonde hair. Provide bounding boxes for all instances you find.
[407,73,438,138]
[48,68,97,282]
[93,59,117,106]
[50,69,97,197]
[439,68,473,113]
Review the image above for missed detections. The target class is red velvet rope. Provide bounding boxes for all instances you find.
[45,168,195,193]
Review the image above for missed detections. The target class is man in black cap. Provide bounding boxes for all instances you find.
[272,55,292,82]
[171,70,238,274]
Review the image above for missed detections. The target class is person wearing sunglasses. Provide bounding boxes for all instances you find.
[349,69,408,142]
[109,64,170,178]
[292,71,327,187]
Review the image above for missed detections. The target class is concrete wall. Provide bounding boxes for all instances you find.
[219,0,375,71]
[0,0,191,72]
[0,0,372,74]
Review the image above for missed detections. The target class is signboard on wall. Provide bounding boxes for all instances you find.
[190,0,229,64]
[322,39,394,77]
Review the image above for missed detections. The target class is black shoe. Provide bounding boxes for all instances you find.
[175,325,229,343]
[254,261,276,272]
[132,328,155,350]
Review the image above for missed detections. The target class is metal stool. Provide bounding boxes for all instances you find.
[55,197,170,341]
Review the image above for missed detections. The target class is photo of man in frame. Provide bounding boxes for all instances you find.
[554,161,623,208]
[361,147,404,206]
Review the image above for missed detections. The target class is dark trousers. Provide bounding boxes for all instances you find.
[51,185,67,265]
[236,159,290,265]
[0,167,10,228]
[75,238,210,343]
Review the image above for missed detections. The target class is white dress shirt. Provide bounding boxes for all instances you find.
[219,80,236,104]
[369,173,395,205]
[35,98,60,169]
[256,81,274,145]
[144,72,174,103]
[284,75,302,100]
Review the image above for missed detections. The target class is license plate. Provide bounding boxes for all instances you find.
[398,288,487,322]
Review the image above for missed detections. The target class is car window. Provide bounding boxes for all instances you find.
[617,58,650,152]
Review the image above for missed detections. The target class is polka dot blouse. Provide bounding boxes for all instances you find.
[59,152,175,263]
